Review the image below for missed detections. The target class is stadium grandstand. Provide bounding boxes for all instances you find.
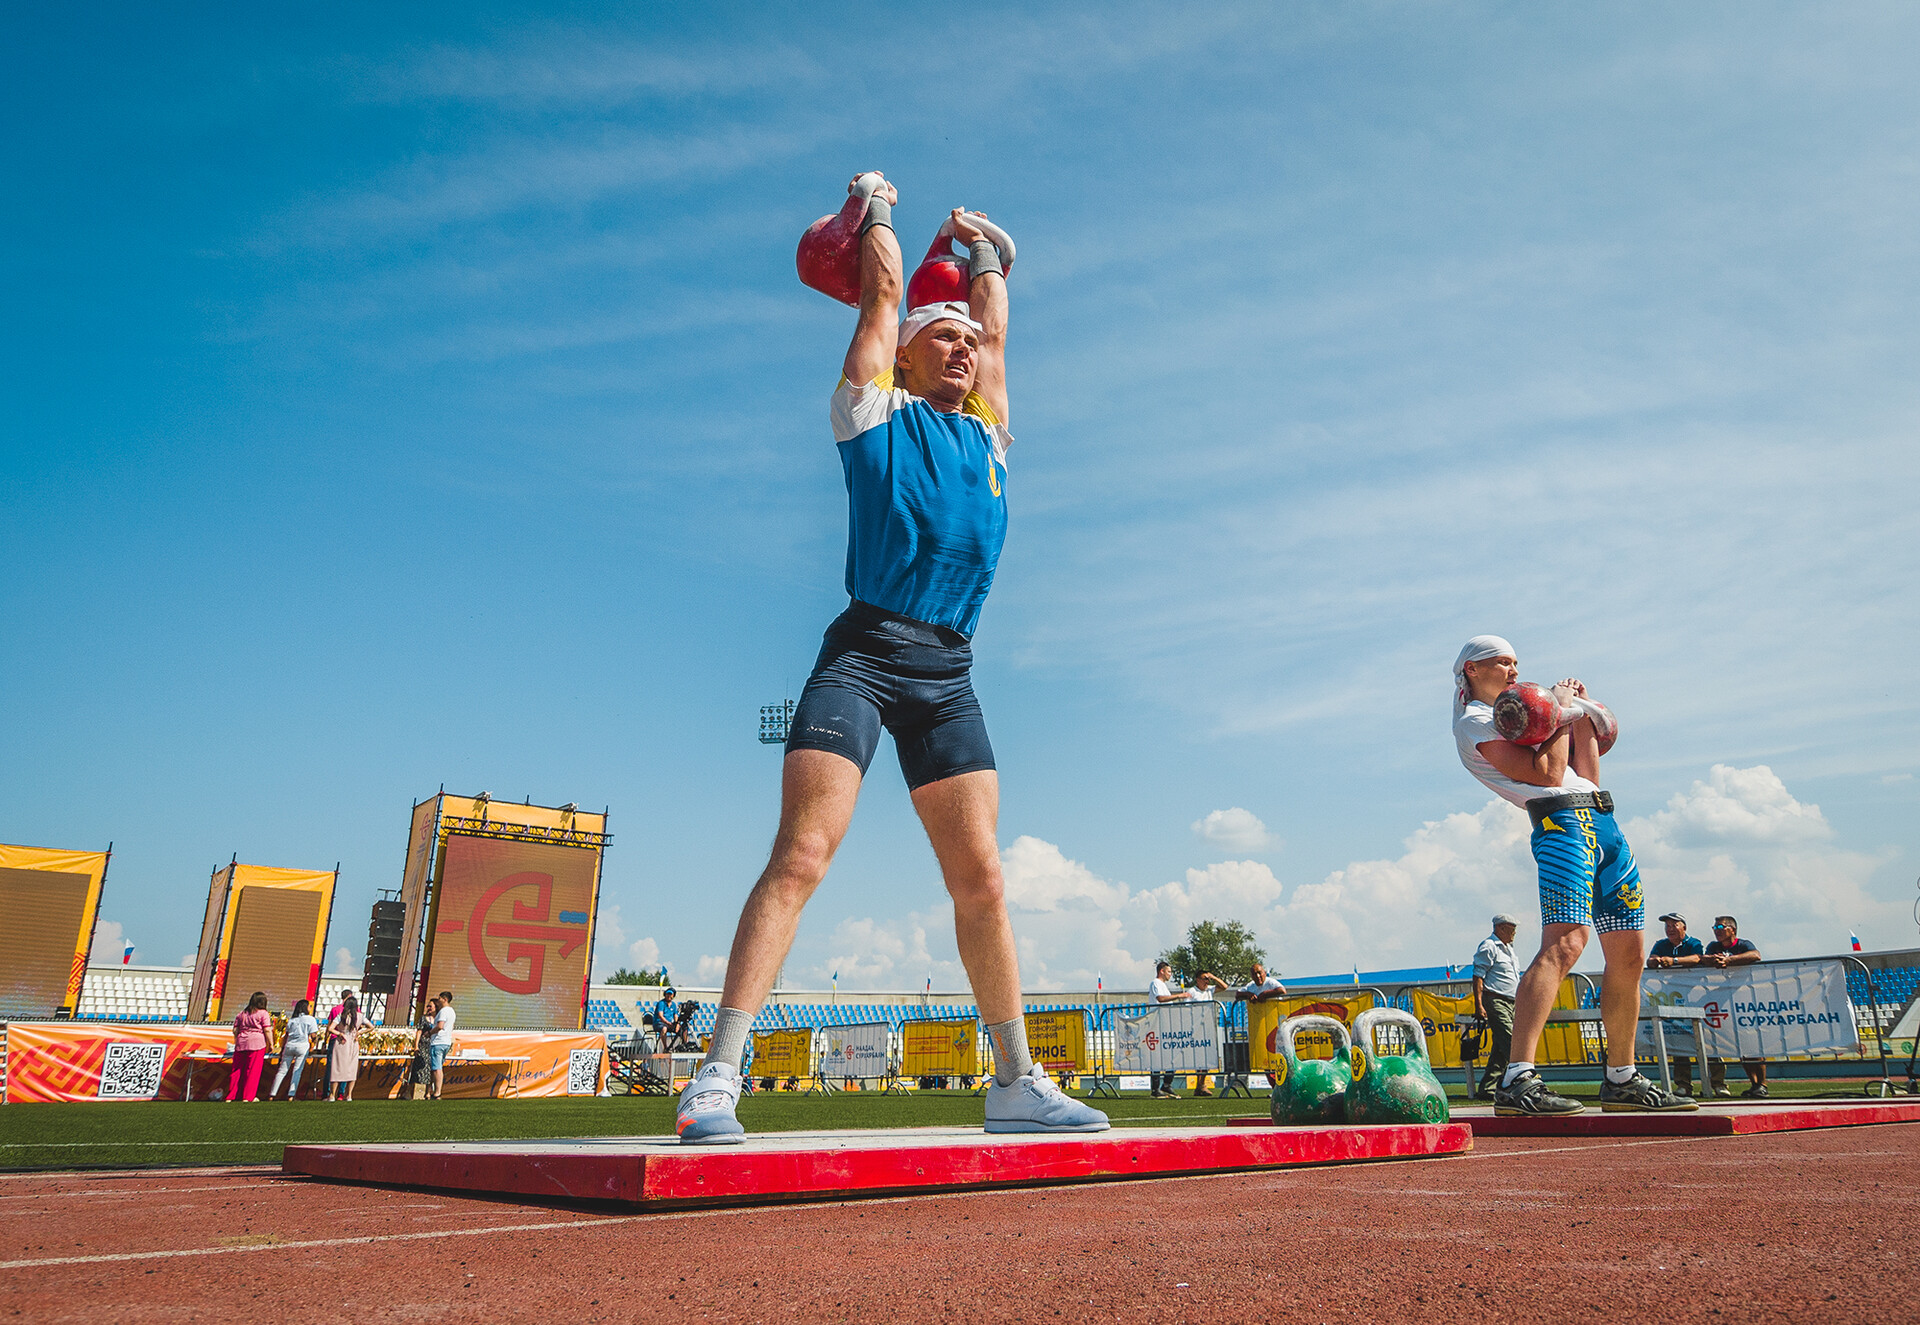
[41,950,1919,1069]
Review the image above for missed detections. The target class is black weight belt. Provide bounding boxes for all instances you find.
[1527,789,1615,830]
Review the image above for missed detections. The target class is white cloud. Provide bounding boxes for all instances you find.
[797,764,1898,996]
[627,937,661,972]
[1625,766,1900,956]
[327,946,358,976]
[1191,807,1274,852]
[89,919,129,966]
[694,954,729,985]
[1640,764,1831,847]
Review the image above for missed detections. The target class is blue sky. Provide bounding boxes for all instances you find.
[6,3,1916,995]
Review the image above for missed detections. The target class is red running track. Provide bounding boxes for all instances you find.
[2,1124,1917,1322]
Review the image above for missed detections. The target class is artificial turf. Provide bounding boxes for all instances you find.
[0,1090,1257,1171]
[0,1076,1890,1171]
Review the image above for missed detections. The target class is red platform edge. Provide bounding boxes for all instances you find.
[282,1124,1470,1208]
[1464,1099,1920,1138]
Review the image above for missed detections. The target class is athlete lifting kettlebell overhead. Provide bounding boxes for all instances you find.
[674,171,1108,1143]
[1451,635,1696,1116]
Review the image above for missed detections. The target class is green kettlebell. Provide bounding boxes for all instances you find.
[1347,1008,1450,1125]
[1269,1014,1353,1126]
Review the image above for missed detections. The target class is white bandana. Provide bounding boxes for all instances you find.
[1452,634,1516,718]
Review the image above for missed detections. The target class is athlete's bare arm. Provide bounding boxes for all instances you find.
[1477,728,1572,788]
[953,208,1009,424]
[842,173,903,387]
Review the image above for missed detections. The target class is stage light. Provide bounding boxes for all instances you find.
[759,699,796,744]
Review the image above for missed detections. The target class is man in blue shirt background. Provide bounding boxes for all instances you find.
[1647,913,1711,1095]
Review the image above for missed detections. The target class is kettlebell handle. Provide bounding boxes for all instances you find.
[1352,1007,1432,1061]
[929,210,1017,269]
[1278,1013,1351,1061]
[848,172,884,202]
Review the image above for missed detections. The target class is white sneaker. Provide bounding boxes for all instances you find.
[675,1062,746,1145]
[983,1063,1111,1134]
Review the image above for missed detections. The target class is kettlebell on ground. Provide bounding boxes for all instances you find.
[1268,1014,1353,1126]
[1348,1008,1451,1125]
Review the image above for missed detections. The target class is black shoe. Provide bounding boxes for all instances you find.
[1599,1072,1700,1112]
[1741,1084,1769,1099]
[1494,1071,1584,1117]
[1472,1088,1496,1103]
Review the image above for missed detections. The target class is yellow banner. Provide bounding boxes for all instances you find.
[189,862,336,1021]
[1248,993,1376,1069]
[751,1028,813,1077]
[1409,989,1476,1068]
[0,843,110,1018]
[899,1018,979,1076]
[1023,1010,1089,1071]
[1406,979,1593,1068]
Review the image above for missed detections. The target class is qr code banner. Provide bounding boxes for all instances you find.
[567,1047,603,1095]
[98,1043,168,1100]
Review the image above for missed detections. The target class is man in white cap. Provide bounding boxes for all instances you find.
[1451,636,1694,1116]
[1469,914,1520,1101]
[676,173,1107,1142]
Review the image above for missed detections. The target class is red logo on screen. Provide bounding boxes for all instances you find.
[465,872,588,995]
[1703,1001,1729,1029]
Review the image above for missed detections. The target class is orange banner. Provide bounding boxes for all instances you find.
[2,1023,608,1103]
[4,1022,234,1103]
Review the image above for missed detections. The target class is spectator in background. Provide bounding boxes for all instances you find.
[1149,961,1227,1097]
[1234,962,1288,1003]
[269,998,320,1100]
[1645,913,1712,1096]
[429,989,456,1099]
[326,993,366,1101]
[229,991,272,1103]
[1471,915,1521,1102]
[1707,916,1768,1098]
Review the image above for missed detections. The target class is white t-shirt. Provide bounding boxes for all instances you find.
[1149,977,1211,1002]
[431,1005,456,1047]
[1239,976,1285,1000]
[282,1013,320,1051]
[1454,701,1599,807]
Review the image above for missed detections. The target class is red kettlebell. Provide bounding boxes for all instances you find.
[1492,682,1563,746]
[1584,699,1620,756]
[905,212,1017,311]
[796,173,885,307]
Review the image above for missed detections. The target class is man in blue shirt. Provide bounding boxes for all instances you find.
[1470,914,1521,1100]
[1646,913,1711,1094]
[675,173,1107,1144]
[1706,916,1768,1097]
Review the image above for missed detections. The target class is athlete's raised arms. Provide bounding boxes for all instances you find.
[952,207,1009,426]
[842,172,902,388]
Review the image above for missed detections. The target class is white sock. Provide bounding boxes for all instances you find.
[1605,1064,1637,1085]
[1501,1062,1534,1088]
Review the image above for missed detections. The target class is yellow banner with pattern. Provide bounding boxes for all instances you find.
[899,1018,979,1076]
[1023,1010,1089,1071]
[750,1028,814,1077]
[1248,992,1377,1070]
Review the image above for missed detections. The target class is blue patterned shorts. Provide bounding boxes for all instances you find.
[1530,805,1644,933]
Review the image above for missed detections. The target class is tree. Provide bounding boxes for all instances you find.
[1158,920,1266,987]
[606,965,669,986]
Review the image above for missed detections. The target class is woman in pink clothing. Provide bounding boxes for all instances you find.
[230,991,272,1103]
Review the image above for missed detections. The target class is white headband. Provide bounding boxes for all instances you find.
[898,301,983,348]
[1452,634,1516,717]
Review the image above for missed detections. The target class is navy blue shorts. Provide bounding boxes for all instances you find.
[786,601,996,791]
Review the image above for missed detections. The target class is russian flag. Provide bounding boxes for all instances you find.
[1851,932,1863,952]
[122,941,134,966]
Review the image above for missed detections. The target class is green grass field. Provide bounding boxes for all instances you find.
[0,1077,1889,1171]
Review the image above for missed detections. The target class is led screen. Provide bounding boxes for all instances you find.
[0,866,92,1020]
[423,834,598,1030]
